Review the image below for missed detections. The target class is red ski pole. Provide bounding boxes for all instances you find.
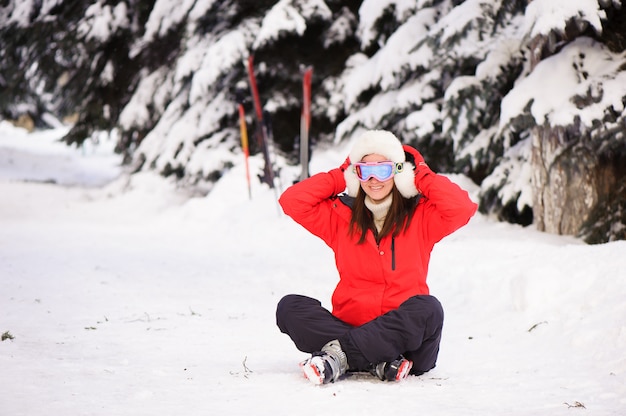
[246,55,275,190]
[300,67,313,182]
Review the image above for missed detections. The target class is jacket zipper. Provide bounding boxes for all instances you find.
[391,236,396,271]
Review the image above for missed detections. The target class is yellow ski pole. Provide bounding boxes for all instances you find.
[238,103,252,199]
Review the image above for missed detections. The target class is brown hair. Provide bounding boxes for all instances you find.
[349,184,419,244]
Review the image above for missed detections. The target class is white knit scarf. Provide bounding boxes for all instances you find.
[364,193,393,233]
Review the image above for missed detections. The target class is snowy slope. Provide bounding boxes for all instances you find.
[1,123,625,415]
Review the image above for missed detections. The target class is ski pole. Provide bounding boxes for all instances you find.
[300,67,313,182]
[246,55,276,191]
[238,103,252,200]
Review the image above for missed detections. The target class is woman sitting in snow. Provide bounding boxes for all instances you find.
[276,129,477,385]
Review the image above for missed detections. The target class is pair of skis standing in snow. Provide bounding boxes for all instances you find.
[239,56,312,200]
[243,60,477,385]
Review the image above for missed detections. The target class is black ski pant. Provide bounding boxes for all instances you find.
[276,294,444,375]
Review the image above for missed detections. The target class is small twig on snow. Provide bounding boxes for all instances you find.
[243,356,253,376]
[527,321,548,332]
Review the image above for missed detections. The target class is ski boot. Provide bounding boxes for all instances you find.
[370,356,413,381]
[300,339,348,385]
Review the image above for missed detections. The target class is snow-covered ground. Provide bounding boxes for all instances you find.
[1,122,625,415]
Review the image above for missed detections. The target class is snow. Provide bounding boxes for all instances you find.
[118,68,172,130]
[4,0,35,27]
[501,37,626,129]
[142,0,197,42]
[253,0,332,49]
[523,0,605,39]
[189,31,248,103]
[406,102,439,137]
[358,0,419,49]
[0,122,120,187]
[323,6,356,48]
[480,135,534,211]
[78,2,130,42]
[436,0,488,45]
[355,9,437,93]
[1,122,625,415]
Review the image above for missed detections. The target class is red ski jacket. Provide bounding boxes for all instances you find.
[279,166,477,327]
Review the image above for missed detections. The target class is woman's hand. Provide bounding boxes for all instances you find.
[339,156,351,172]
[402,144,432,184]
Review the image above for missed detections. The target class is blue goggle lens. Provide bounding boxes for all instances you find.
[354,162,401,182]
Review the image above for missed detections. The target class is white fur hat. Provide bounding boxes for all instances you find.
[344,130,419,198]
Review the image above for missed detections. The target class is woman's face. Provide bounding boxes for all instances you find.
[359,153,395,202]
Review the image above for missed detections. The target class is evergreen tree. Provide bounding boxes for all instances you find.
[0,0,624,242]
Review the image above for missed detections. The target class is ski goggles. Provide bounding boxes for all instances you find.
[354,161,403,182]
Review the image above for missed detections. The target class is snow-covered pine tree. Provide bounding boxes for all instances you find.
[120,0,359,190]
[0,1,140,142]
[500,0,626,242]
[1,0,624,242]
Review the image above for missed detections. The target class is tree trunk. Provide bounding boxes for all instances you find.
[527,30,602,238]
[531,125,599,235]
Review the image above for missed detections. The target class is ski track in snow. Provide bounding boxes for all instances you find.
[1,125,625,415]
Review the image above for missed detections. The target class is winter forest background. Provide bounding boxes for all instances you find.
[1,0,625,243]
